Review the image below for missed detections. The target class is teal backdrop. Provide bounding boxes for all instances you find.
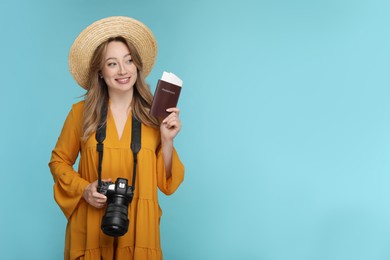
[1,0,390,259]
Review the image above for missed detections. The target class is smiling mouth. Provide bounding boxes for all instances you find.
[116,77,130,84]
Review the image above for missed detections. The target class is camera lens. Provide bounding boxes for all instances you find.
[101,195,130,236]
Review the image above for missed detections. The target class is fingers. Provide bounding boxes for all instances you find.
[160,107,182,142]
[166,107,180,115]
[93,191,107,201]
[162,108,181,128]
[83,180,108,208]
[92,192,107,208]
[162,108,180,122]
[163,117,181,129]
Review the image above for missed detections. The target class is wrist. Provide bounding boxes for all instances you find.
[161,137,173,148]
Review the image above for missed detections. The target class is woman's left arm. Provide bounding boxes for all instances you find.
[160,108,182,179]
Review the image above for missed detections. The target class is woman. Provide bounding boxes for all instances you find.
[49,16,185,260]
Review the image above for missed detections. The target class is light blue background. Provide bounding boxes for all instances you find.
[1,0,390,259]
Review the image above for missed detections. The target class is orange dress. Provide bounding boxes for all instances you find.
[49,101,185,260]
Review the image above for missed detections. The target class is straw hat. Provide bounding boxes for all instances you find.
[68,16,158,89]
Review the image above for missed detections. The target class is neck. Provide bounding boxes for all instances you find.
[108,88,133,112]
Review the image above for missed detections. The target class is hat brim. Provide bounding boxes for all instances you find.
[68,16,157,89]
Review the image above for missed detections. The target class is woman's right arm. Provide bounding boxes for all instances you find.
[48,105,89,219]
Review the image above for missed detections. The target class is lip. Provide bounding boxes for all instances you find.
[116,77,131,84]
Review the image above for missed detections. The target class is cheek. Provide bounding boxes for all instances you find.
[101,68,112,78]
[130,65,138,79]
[130,64,138,73]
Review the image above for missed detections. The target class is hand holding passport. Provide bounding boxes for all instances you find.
[150,72,183,119]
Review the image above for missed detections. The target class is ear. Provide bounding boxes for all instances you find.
[98,71,103,78]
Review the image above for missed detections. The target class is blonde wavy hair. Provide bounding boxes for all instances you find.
[81,36,159,141]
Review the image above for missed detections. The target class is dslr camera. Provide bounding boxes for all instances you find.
[98,178,134,237]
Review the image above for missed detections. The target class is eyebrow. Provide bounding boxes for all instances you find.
[105,53,132,62]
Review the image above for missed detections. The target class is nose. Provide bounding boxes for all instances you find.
[118,62,127,75]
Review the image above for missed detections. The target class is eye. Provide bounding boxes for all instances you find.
[126,59,133,64]
[107,62,117,67]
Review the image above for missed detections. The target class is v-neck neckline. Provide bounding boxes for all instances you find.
[108,108,132,142]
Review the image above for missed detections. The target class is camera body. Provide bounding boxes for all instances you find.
[98,178,134,237]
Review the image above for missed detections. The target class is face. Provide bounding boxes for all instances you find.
[100,41,138,94]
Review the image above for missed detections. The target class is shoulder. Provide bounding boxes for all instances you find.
[71,100,85,114]
[67,100,85,125]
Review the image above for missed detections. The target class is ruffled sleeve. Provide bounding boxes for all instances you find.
[48,103,89,219]
[156,148,185,195]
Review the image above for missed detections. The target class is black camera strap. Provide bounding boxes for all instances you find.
[96,104,107,189]
[95,103,141,190]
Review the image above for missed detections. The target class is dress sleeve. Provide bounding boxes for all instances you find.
[156,147,185,195]
[48,105,89,219]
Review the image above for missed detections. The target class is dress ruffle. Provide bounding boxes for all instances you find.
[69,246,162,260]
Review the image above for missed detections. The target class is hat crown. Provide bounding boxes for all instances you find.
[69,16,158,89]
